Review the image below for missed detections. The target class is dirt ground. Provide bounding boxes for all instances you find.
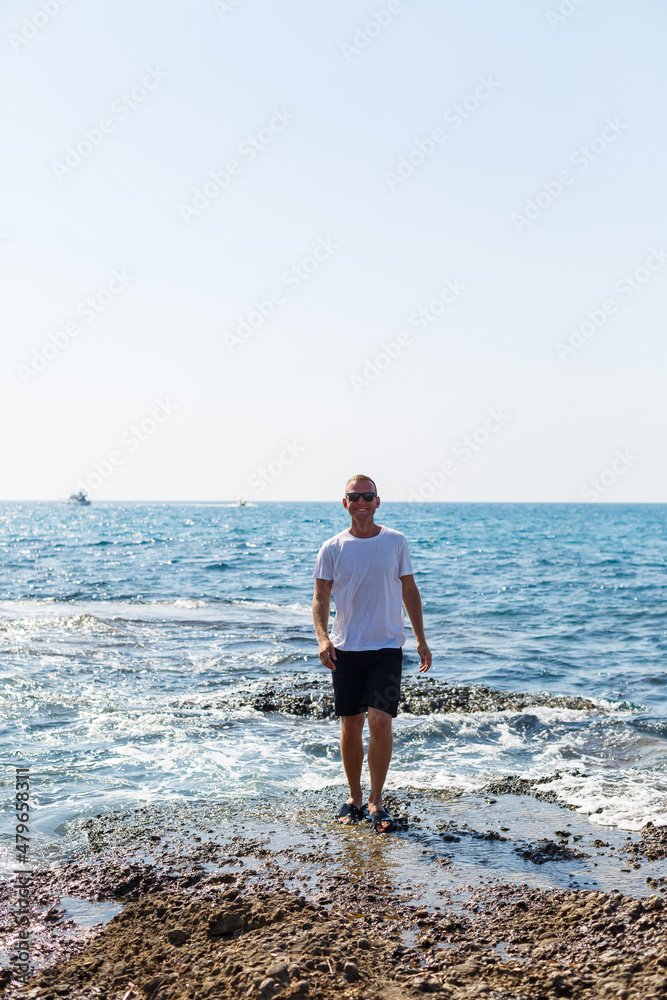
[8,872,667,999]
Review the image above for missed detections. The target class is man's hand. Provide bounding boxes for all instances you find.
[402,576,431,672]
[319,640,337,671]
[313,579,335,669]
[417,640,432,672]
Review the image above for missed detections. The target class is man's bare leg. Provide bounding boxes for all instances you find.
[338,713,365,824]
[366,707,394,831]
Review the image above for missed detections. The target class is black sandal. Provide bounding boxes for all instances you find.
[369,808,395,833]
[336,802,362,823]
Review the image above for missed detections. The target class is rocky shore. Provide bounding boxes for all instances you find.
[3,789,667,1000]
[7,863,667,999]
[227,675,603,720]
[3,683,664,999]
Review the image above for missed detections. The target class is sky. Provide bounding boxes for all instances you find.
[1,0,666,502]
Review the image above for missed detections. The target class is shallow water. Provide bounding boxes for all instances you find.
[1,501,667,876]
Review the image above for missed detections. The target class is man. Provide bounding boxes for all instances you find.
[312,474,432,833]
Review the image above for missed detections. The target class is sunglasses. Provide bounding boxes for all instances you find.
[346,492,377,502]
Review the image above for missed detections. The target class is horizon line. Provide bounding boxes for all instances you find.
[1,499,665,506]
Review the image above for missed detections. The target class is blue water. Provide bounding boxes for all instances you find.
[1,501,667,869]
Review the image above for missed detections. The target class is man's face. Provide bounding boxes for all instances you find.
[342,479,380,519]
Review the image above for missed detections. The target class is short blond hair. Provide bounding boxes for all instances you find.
[345,474,377,494]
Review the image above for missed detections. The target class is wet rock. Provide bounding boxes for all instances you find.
[231,675,602,719]
[623,822,667,862]
[484,773,562,803]
[515,839,591,864]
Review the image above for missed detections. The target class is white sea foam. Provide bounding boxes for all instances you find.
[8,694,667,832]
[533,769,667,830]
[296,771,344,792]
[0,597,310,616]
[1,601,664,836]
[379,763,667,830]
[228,599,311,613]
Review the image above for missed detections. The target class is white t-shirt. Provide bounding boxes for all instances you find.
[313,525,414,650]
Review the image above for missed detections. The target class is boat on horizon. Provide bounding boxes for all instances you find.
[64,490,91,506]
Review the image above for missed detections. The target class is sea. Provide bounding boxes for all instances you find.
[1,501,667,877]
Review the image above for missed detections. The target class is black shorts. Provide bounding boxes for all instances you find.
[331,647,402,718]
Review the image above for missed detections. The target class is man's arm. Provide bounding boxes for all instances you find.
[401,574,432,672]
[312,577,337,671]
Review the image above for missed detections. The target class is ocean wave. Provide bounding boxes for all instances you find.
[227,599,311,613]
[629,718,667,739]
[0,611,122,634]
[90,539,163,547]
